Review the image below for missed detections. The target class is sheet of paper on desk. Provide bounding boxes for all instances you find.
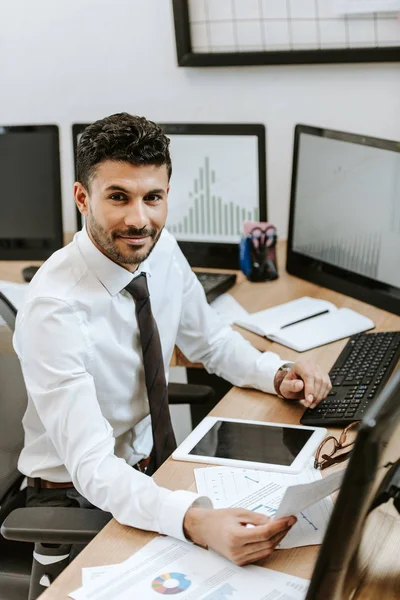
[81,563,121,586]
[247,564,310,596]
[194,463,321,509]
[274,468,345,519]
[210,292,249,326]
[230,483,333,549]
[194,465,336,548]
[70,536,309,600]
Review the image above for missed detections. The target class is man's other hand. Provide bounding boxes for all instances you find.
[183,507,296,566]
[276,360,332,409]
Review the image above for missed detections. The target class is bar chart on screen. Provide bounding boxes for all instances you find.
[165,134,260,243]
[166,156,259,238]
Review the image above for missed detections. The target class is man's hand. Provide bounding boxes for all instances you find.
[183,507,296,566]
[276,360,331,409]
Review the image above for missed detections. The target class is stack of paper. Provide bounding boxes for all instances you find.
[68,466,343,598]
[70,536,310,600]
[194,463,344,549]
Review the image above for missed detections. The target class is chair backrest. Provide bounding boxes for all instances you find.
[0,294,26,503]
[0,292,16,331]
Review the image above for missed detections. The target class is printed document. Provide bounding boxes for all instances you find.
[70,536,309,600]
[194,465,343,548]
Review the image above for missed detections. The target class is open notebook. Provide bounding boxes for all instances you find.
[210,295,374,352]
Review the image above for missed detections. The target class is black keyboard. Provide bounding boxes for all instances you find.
[301,331,400,427]
[195,271,237,303]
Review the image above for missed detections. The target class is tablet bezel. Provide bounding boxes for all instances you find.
[172,416,327,474]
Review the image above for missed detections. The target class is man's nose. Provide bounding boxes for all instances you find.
[124,201,149,229]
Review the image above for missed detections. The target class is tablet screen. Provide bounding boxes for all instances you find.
[189,421,313,466]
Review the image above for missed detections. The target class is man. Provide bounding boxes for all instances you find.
[14,113,331,566]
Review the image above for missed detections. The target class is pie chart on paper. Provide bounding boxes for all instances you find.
[151,572,191,595]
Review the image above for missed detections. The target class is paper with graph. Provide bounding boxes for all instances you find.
[70,536,308,600]
[194,465,337,548]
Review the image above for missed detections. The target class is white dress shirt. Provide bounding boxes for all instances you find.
[14,226,286,541]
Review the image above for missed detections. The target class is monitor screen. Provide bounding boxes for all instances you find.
[306,366,400,599]
[0,125,63,260]
[165,133,260,243]
[72,122,266,268]
[287,125,400,316]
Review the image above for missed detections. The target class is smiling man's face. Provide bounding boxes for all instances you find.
[74,160,169,271]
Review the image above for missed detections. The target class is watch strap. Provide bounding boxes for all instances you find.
[274,362,295,399]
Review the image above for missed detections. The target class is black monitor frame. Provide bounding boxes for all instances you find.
[0,125,63,260]
[287,125,400,316]
[306,366,400,599]
[72,122,267,269]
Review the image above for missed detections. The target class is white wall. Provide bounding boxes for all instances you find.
[1,0,399,237]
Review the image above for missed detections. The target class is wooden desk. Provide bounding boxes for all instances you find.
[1,244,399,599]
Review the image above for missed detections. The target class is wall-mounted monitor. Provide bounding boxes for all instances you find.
[72,122,267,268]
[0,125,63,260]
[287,124,400,316]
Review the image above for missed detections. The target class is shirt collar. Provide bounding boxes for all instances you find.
[76,225,152,296]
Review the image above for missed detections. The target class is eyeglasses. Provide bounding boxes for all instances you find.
[314,421,360,470]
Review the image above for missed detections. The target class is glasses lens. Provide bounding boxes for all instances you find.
[321,437,337,457]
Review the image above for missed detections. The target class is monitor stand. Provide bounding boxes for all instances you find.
[370,459,400,515]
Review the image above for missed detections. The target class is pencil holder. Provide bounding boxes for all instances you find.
[239,221,278,283]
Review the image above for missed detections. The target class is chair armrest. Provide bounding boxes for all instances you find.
[168,382,215,405]
[1,507,112,544]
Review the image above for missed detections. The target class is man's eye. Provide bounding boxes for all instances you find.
[146,194,162,202]
[109,193,127,201]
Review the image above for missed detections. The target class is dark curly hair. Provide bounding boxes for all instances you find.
[76,113,172,189]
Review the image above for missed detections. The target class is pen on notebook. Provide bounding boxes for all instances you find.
[280,310,330,329]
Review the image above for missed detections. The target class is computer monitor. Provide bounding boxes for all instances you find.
[0,125,63,260]
[287,125,400,316]
[72,122,267,268]
[306,366,400,599]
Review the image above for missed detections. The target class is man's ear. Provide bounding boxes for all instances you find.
[74,182,89,217]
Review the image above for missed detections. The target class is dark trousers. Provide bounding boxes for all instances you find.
[26,485,96,510]
[26,485,99,561]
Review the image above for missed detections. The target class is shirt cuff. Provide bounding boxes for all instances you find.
[158,489,213,542]
[254,352,291,395]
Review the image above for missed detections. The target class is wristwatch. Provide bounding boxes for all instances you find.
[274,362,295,399]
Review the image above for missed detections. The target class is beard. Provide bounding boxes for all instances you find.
[86,211,162,267]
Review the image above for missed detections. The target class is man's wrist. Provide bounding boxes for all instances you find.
[183,507,209,548]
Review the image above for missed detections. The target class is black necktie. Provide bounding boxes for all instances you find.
[125,273,176,474]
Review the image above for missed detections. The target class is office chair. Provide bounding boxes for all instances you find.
[0,291,214,600]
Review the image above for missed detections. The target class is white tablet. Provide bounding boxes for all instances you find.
[172,417,327,474]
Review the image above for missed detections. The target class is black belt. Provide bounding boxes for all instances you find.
[27,455,152,490]
[27,478,75,489]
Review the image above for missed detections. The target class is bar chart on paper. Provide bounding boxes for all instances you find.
[166,135,260,243]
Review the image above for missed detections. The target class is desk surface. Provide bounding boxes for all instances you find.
[1,243,399,599]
